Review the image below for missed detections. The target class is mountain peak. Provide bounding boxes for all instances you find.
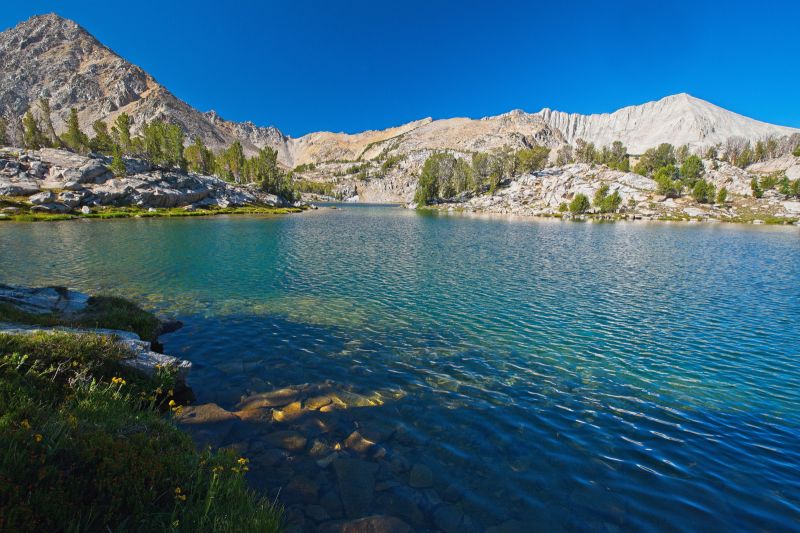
[534,93,798,153]
[12,12,84,34]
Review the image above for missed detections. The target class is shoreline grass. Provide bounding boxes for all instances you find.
[0,203,305,223]
[0,330,283,532]
[421,205,799,226]
[0,294,162,342]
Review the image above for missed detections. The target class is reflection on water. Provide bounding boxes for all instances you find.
[1,208,800,531]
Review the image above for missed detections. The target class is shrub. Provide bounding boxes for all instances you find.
[680,155,704,185]
[0,331,282,532]
[654,165,681,198]
[751,177,763,198]
[292,162,316,173]
[380,154,404,172]
[593,184,622,213]
[0,294,161,342]
[515,146,550,173]
[293,179,334,196]
[635,143,676,176]
[691,179,715,203]
[569,193,590,214]
[716,187,728,204]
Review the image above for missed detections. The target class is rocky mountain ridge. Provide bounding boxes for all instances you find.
[0,13,288,157]
[535,93,800,154]
[3,13,798,172]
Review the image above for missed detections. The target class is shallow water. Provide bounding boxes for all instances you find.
[2,207,800,531]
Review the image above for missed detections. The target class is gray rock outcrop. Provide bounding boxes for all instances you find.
[0,147,269,211]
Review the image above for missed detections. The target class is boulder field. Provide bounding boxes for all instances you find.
[0,147,281,213]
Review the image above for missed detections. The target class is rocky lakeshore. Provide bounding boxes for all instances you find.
[0,284,285,531]
[0,285,492,532]
[0,147,298,219]
[423,158,800,224]
[0,284,191,382]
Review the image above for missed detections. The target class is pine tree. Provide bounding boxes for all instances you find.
[89,120,115,154]
[111,113,132,154]
[61,108,88,152]
[569,193,590,214]
[142,120,166,166]
[109,143,126,177]
[0,117,7,146]
[38,98,60,148]
[184,137,214,174]
[22,111,43,150]
[164,123,186,171]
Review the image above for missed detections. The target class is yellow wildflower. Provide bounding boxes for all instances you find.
[168,389,174,397]
[237,457,249,466]
[20,419,30,430]
[111,376,126,386]
[34,434,43,442]
[168,399,177,407]
[155,387,163,395]
[175,487,182,494]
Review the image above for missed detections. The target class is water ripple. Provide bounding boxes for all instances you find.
[1,209,800,530]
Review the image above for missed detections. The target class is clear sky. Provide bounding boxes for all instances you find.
[3,0,799,136]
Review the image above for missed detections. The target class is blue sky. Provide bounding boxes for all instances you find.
[3,1,799,136]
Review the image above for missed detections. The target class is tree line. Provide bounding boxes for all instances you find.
[414,146,550,205]
[10,100,294,199]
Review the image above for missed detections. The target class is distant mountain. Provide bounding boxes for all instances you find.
[1,14,798,167]
[534,93,799,154]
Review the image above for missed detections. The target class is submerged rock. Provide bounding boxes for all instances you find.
[174,403,238,448]
[317,515,412,533]
[408,464,433,488]
[333,457,378,518]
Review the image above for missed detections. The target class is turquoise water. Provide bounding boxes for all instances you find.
[1,207,800,531]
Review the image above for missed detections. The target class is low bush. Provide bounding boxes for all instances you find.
[0,294,160,342]
[0,331,282,532]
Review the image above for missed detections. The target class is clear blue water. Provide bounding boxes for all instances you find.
[1,206,800,531]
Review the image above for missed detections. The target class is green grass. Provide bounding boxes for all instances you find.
[0,295,162,342]
[0,200,305,223]
[0,330,283,532]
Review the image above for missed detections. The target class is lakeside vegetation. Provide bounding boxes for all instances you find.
[0,295,283,532]
[0,199,304,223]
[15,99,301,200]
[414,146,550,205]
[413,135,800,211]
[0,294,161,341]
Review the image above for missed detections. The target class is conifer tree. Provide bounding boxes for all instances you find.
[38,98,60,148]
[164,123,187,171]
[22,111,43,150]
[109,143,126,177]
[89,120,115,154]
[184,137,215,174]
[0,117,7,146]
[61,108,89,152]
[111,113,133,154]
